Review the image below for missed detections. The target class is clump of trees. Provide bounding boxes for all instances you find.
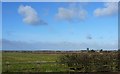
[58,52,119,72]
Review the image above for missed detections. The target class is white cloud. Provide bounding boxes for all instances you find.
[94,2,118,17]
[55,4,87,22]
[2,39,117,50]
[18,5,47,25]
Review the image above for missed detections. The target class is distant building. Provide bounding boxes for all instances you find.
[87,48,89,51]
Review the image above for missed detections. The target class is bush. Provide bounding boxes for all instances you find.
[58,52,118,72]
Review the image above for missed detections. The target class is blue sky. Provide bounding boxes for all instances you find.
[2,2,118,50]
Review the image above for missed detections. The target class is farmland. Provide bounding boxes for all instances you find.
[2,52,68,72]
[2,50,120,72]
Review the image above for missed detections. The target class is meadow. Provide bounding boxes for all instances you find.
[2,52,68,72]
[2,51,120,72]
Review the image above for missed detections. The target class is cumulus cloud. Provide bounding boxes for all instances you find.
[94,2,118,17]
[18,5,47,25]
[55,4,87,22]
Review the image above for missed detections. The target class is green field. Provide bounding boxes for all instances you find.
[2,52,69,72]
[2,51,119,72]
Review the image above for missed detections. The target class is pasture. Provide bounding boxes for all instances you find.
[2,52,68,72]
[2,51,119,72]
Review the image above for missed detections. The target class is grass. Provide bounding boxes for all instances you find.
[2,51,119,72]
[2,52,67,72]
[3,52,59,62]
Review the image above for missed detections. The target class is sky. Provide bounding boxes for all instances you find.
[1,2,118,50]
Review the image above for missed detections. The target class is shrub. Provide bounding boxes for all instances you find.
[58,52,118,72]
